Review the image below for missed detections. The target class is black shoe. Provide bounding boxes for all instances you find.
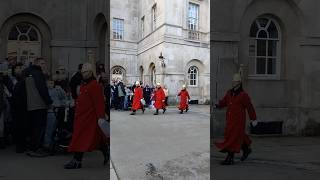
[142,108,145,114]
[180,111,183,114]
[101,144,109,166]
[130,112,136,115]
[154,113,158,115]
[163,109,166,114]
[240,146,252,161]
[186,108,189,112]
[64,159,82,169]
[220,153,234,165]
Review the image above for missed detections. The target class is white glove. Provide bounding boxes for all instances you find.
[251,120,258,127]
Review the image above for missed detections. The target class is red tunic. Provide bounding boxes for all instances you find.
[68,80,106,152]
[153,87,165,109]
[178,90,190,110]
[214,90,256,153]
[132,87,143,111]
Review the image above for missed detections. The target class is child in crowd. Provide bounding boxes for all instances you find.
[44,80,66,149]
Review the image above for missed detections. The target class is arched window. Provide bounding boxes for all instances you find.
[111,66,125,81]
[139,66,144,82]
[151,65,156,86]
[7,23,42,66]
[188,66,198,86]
[249,17,281,77]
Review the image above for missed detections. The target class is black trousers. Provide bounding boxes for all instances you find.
[13,110,28,150]
[28,109,47,151]
[117,96,125,110]
[55,107,65,131]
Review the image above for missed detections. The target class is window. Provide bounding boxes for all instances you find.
[7,23,41,66]
[112,67,123,75]
[188,66,198,86]
[141,16,145,38]
[112,66,125,81]
[151,4,157,31]
[188,3,199,31]
[112,18,124,40]
[140,66,144,82]
[249,18,280,77]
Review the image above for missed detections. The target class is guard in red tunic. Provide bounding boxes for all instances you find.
[153,82,166,115]
[178,85,190,114]
[214,73,258,165]
[64,63,107,169]
[130,81,145,115]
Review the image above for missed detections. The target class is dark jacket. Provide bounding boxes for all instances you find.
[11,78,27,115]
[69,72,83,100]
[23,65,52,106]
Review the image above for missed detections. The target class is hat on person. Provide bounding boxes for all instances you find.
[135,81,140,85]
[156,82,161,86]
[81,63,93,73]
[182,84,186,89]
[232,73,242,82]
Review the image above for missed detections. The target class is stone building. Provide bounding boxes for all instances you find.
[110,0,210,104]
[211,0,320,135]
[0,0,109,78]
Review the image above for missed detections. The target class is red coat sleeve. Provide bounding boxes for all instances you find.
[242,93,257,120]
[137,88,143,100]
[218,91,229,108]
[89,82,106,119]
[161,89,165,100]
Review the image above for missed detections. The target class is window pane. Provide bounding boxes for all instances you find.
[17,24,30,33]
[29,28,38,41]
[268,21,278,38]
[250,21,259,37]
[188,3,199,31]
[112,19,124,40]
[256,58,266,74]
[268,40,277,56]
[267,58,276,74]
[258,30,268,38]
[257,40,267,56]
[8,27,19,40]
[258,18,269,28]
[19,35,28,41]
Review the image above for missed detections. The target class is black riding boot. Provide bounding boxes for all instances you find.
[64,152,83,169]
[100,144,109,165]
[163,108,166,114]
[130,110,136,115]
[221,152,234,165]
[154,109,159,115]
[240,144,252,161]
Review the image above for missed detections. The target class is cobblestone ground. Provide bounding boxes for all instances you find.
[0,147,109,180]
[211,136,320,180]
[111,105,210,180]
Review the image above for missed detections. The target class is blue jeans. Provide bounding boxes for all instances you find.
[44,112,57,148]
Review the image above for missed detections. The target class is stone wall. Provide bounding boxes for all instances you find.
[211,0,320,135]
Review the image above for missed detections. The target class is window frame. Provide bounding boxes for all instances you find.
[248,17,281,80]
[141,16,145,38]
[187,66,199,87]
[112,18,124,40]
[187,2,199,31]
[151,4,157,32]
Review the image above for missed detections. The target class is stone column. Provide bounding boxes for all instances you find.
[88,50,96,77]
